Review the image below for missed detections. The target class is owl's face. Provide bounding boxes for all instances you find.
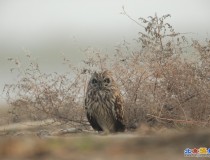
[89,71,114,90]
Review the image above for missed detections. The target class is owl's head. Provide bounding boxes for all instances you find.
[88,70,115,90]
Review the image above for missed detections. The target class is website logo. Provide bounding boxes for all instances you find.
[184,147,210,157]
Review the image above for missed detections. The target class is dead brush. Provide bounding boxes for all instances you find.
[4,55,88,128]
[3,11,210,130]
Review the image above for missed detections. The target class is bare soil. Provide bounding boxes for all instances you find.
[0,120,209,160]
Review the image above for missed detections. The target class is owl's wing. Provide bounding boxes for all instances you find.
[114,95,126,131]
[86,112,103,131]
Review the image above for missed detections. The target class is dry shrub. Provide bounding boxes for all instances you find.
[4,55,87,127]
[4,12,210,130]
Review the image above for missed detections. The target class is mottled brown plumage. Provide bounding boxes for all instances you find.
[85,70,125,133]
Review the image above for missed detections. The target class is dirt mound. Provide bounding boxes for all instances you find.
[0,129,209,160]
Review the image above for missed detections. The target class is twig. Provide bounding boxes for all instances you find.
[147,114,209,125]
[121,6,145,29]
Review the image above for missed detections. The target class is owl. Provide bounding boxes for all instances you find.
[85,70,125,133]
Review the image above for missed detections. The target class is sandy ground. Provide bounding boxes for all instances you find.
[0,121,209,160]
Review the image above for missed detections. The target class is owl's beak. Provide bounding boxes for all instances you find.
[98,82,103,90]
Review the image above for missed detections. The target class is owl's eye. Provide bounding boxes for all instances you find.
[92,79,98,84]
[104,78,110,83]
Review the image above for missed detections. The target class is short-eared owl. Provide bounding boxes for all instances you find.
[85,70,125,133]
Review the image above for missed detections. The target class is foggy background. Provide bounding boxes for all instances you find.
[0,0,210,105]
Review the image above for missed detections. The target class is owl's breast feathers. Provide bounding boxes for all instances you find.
[85,88,125,132]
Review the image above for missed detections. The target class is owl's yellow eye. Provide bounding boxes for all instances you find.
[92,79,98,84]
[104,78,110,83]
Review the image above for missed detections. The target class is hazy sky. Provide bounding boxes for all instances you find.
[0,0,209,54]
[0,0,210,104]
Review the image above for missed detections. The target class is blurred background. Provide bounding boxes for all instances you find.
[0,0,210,105]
